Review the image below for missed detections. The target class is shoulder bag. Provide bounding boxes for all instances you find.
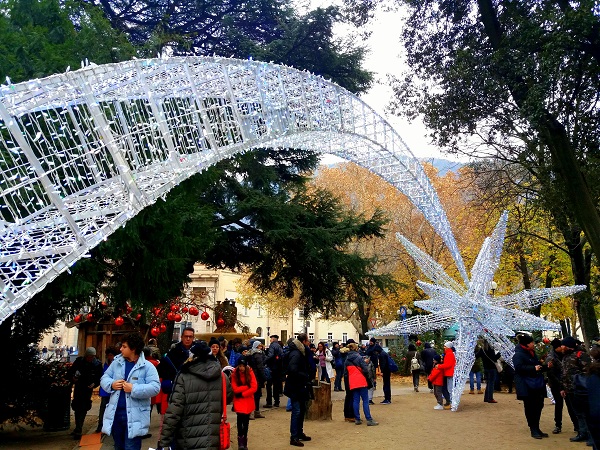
[220,373,230,450]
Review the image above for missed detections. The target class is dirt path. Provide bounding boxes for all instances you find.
[0,376,575,450]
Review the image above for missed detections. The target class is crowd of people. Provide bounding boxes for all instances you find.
[62,329,600,450]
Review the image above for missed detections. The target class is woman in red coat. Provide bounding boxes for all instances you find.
[436,342,456,409]
[231,357,258,450]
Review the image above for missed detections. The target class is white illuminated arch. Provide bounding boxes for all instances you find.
[0,56,467,323]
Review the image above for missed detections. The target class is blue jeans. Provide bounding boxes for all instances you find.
[111,409,142,450]
[290,399,306,439]
[469,371,482,391]
[352,387,373,421]
[334,366,343,390]
[442,376,453,405]
[484,369,496,402]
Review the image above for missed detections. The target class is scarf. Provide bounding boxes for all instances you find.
[520,344,535,358]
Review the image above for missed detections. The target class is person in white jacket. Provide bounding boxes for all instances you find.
[100,332,160,450]
[316,342,334,383]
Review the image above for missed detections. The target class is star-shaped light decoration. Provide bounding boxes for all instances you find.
[368,211,585,411]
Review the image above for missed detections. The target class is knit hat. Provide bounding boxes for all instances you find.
[550,338,562,350]
[433,354,442,362]
[252,341,261,350]
[84,347,96,356]
[190,341,211,359]
[369,337,377,343]
[346,339,356,345]
[208,337,220,347]
[444,341,454,348]
[518,334,534,345]
[236,357,248,367]
[561,336,577,349]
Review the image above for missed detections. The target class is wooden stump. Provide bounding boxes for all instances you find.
[306,381,332,420]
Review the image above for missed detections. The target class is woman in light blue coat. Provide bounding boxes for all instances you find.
[100,333,160,450]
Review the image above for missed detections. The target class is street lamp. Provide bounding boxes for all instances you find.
[490,281,498,296]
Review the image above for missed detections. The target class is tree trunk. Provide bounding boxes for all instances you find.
[305,381,332,420]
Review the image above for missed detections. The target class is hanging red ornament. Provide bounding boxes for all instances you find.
[217,317,225,327]
[174,313,182,322]
[170,304,179,313]
[189,306,199,316]
[135,313,142,321]
[159,323,167,333]
[126,304,133,314]
[151,327,160,337]
[416,340,422,346]
[74,314,83,323]
[86,312,94,322]
[543,337,550,344]
[182,306,189,314]
[114,316,124,326]
[167,312,176,321]
[201,311,209,321]
[100,301,108,308]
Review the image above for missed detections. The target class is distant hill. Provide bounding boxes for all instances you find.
[419,158,465,176]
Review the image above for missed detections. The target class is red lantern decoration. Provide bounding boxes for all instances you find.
[189,306,199,316]
[174,313,182,322]
[416,340,422,346]
[182,306,189,314]
[74,314,83,323]
[115,316,124,326]
[170,304,180,313]
[135,313,142,321]
[159,323,167,333]
[167,312,176,321]
[217,317,225,327]
[201,311,209,321]
[151,327,160,337]
[86,313,94,322]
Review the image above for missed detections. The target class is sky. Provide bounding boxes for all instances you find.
[297,1,464,163]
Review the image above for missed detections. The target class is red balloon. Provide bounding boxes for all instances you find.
[159,323,167,333]
[182,306,189,314]
[201,311,209,321]
[114,316,124,326]
[86,313,94,322]
[74,314,83,323]
[170,304,179,312]
[217,317,225,327]
[189,306,199,316]
[151,327,160,337]
[174,313,182,322]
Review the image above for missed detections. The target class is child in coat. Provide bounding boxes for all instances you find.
[231,357,258,450]
[428,354,445,410]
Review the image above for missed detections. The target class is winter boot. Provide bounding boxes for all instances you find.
[238,435,247,450]
[253,410,265,419]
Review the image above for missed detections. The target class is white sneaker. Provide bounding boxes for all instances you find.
[429,389,434,393]
[434,404,444,410]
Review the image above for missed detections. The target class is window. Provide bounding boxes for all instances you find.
[281,330,287,343]
[206,321,211,331]
[309,333,314,343]
[342,333,348,343]
[243,306,249,317]
[327,332,333,343]
[256,327,263,337]
[257,305,263,318]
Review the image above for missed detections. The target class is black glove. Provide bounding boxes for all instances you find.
[235,392,243,398]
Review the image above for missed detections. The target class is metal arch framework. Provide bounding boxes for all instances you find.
[0,56,468,323]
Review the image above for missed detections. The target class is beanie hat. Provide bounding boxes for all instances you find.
[85,347,96,356]
[518,334,534,345]
[236,357,248,367]
[561,336,577,349]
[444,341,454,349]
[550,338,562,350]
[433,354,442,362]
[208,337,220,347]
[369,337,377,343]
[252,341,261,350]
[191,341,211,359]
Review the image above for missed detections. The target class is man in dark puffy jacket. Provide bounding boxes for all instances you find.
[283,334,312,447]
[546,338,577,434]
[67,346,102,439]
[560,336,591,443]
[421,342,438,392]
[157,341,233,450]
[157,327,195,395]
[265,334,283,408]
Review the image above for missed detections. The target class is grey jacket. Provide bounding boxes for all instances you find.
[158,357,233,450]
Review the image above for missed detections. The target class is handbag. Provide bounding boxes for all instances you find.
[219,373,230,450]
[494,360,503,373]
[410,352,421,371]
[524,375,545,390]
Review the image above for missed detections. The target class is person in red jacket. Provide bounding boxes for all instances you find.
[436,341,456,409]
[231,357,258,450]
[428,354,445,410]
